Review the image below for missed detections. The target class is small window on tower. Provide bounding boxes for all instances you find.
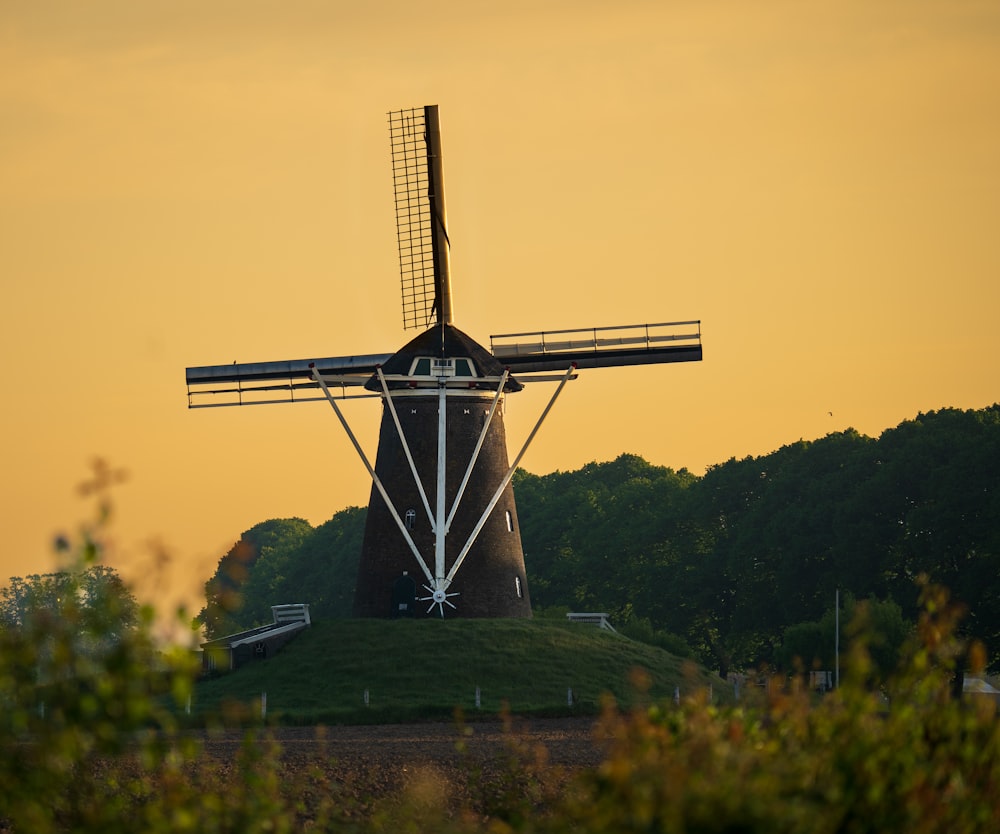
[405,509,416,530]
[505,510,514,532]
[515,576,523,598]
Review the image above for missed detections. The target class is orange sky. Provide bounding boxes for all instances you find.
[2,1,998,626]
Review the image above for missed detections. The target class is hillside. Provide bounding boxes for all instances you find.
[196,404,1000,677]
[191,618,727,724]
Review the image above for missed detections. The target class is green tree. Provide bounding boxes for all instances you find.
[875,407,1000,647]
[274,506,366,619]
[196,518,313,638]
[777,594,912,682]
[196,509,366,637]
[515,455,699,625]
[1,564,139,639]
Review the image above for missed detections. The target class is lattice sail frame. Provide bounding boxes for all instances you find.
[389,107,436,330]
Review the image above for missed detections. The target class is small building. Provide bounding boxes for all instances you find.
[200,604,310,674]
[810,670,834,692]
[963,675,1000,703]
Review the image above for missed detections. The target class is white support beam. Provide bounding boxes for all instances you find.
[309,364,434,586]
[445,363,577,586]
[444,369,509,534]
[376,367,436,529]
[435,382,448,587]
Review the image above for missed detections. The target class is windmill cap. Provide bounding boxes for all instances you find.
[365,323,523,392]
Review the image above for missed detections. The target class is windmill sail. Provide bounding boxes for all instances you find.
[490,321,702,373]
[185,353,390,407]
[389,105,453,329]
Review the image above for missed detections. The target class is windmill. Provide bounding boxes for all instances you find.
[186,105,702,619]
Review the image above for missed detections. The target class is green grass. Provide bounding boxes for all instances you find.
[189,618,728,725]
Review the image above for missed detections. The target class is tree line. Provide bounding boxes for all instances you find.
[196,405,1000,675]
[1,564,140,641]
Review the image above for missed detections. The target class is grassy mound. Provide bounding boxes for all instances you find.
[191,618,727,724]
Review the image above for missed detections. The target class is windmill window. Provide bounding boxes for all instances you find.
[405,509,416,530]
[515,576,523,598]
[409,356,475,377]
[505,510,514,532]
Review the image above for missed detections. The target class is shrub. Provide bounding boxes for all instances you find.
[0,466,308,833]
[551,582,1000,834]
[619,616,697,659]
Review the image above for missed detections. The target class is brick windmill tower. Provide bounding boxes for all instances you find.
[186,105,702,619]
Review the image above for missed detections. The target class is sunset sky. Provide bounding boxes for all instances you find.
[2,1,998,626]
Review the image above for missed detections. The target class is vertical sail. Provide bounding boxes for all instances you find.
[388,105,453,330]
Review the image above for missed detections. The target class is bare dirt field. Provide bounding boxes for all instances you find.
[198,716,607,816]
[0,719,607,831]
[201,716,605,770]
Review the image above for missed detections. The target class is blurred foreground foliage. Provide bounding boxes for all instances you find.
[3,469,1000,832]
[557,584,1000,834]
[0,468,320,833]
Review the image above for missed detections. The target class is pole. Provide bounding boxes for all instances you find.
[424,105,453,325]
[835,589,840,689]
[435,381,447,588]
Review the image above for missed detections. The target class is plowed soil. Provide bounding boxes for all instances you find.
[199,716,605,817]
[201,717,603,769]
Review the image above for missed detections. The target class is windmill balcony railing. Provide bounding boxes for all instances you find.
[490,321,701,358]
